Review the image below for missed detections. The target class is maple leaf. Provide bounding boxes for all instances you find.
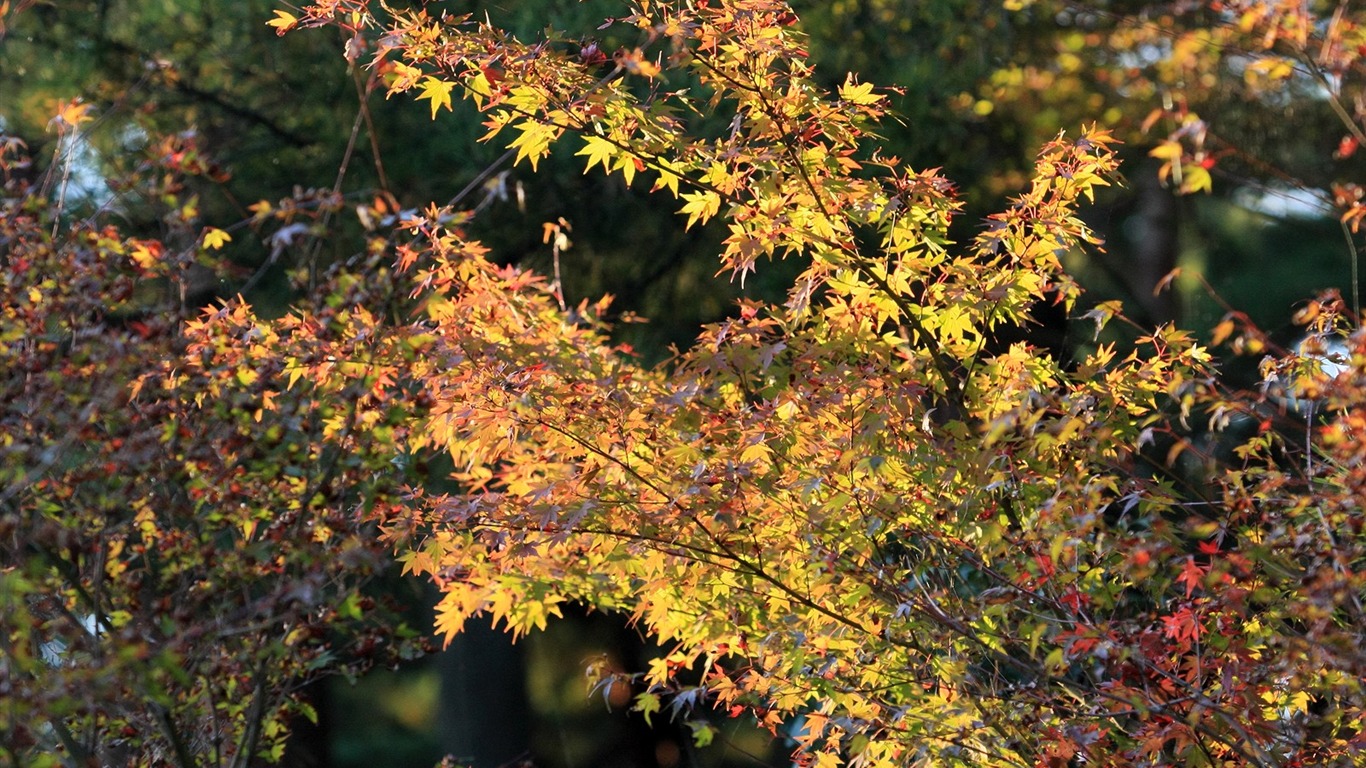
[387,62,423,95]
[838,74,881,106]
[1176,555,1206,598]
[247,199,273,221]
[614,47,660,78]
[614,154,645,187]
[651,157,683,197]
[507,120,558,171]
[201,227,232,250]
[576,135,617,174]
[633,692,662,726]
[1179,163,1212,194]
[417,76,456,120]
[128,239,165,272]
[266,9,298,35]
[1161,605,1203,646]
[679,191,721,229]
[49,98,94,131]
[1148,140,1183,162]
[40,2,1361,765]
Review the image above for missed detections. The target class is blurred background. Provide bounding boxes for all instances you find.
[2,1,1360,765]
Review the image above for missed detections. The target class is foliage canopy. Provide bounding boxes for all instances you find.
[5,1,1366,766]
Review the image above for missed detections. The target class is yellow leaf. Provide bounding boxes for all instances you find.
[838,75,882,107]
[202,227,232,250]
[418,76,456,120]
[1148,141,1183,162]
[679,191,721,229]
[613,153,641,187]
[266,9,298,35]
[1244,56,1295,86]
[1180,164,1212,194]
[576,135,617,174]
[1211,319,1235,346]
[652,157,682,196]
[50,98,94,131]
[468,70,493,109]
[129,239,164,271]
[507,120,558,171]
[616,48,660,78]
[247,199,273,221]
[387,62,423,95]
[813,751,843,768]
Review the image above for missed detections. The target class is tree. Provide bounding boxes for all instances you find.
[974,0,1366,331]
[242,1,1364,765]
[0,105,428,766]
[7,0,1366,766]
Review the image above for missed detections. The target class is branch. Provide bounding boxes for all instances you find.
[151,703,200,768]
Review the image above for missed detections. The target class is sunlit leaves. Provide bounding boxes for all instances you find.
[679,190,721,229]
[417,75,455,119]
[207,0,1366,765]
[48,97,94,130]
[507,119,559,171]
[265,9,298,35]
[837,74,881,107]
[576,134,618,175]
[1148,139,1183,162]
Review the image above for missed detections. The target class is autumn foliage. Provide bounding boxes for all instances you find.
[6,1,1366,766]
[0,115,427,763]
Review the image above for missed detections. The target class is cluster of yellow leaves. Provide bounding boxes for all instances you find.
[976,0,1366,209]
[250,1,1366,765]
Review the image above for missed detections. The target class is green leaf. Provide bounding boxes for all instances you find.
[688,721,716,748]
[633,692,661,726]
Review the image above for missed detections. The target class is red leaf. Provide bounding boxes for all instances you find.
[1035,553,1056,580]
[1176,556,1206,598]
[1161,606,1203,646]
[1059,586,1087,614]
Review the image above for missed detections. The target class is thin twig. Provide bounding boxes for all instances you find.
[50,130,76,239]
[352,66,391,192]
[1340,219,1361,322]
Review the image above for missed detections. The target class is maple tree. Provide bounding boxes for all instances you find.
[0,106,430,765]
[6,0,1366,766]
[253,1,1366,766]
[970,0,1366,199]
